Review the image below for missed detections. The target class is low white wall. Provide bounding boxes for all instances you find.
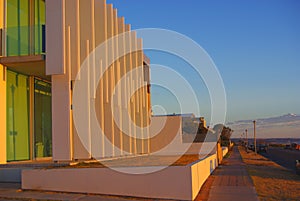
[22,153,219,200]
[23,166,192,200]
[190,154,218,200]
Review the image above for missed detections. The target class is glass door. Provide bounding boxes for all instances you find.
[34,78,52,158]
[6,71,30,161]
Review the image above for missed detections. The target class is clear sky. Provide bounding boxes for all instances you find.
[107,0,300,123]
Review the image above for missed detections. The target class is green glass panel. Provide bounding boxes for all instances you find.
[6,0,30,56]
[34,0,45,54]
[6,0,45,56]
[34,79,52,158]
[6,71,30,161]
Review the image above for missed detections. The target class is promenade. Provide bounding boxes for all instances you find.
[0,146,259,201]
[198,146,259,201]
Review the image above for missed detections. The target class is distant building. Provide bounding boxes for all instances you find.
[199,117,207,128]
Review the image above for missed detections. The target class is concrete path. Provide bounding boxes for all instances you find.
[207,146,259,201]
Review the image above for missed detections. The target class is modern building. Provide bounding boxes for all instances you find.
[0,1,226,200]
[0,0,151,164]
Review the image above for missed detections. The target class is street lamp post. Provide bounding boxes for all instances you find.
[242,132,244,146]
[253,120,257,154]
[245,129,248,151]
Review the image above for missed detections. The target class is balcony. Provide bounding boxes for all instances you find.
[0,25,45,57]
[0,25,49,80]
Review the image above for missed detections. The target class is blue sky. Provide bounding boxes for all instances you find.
[107,0,300,122]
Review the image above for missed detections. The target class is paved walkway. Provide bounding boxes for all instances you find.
[206,146,259,201]
[1,147,259,201]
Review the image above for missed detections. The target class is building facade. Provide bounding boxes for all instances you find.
[0,0,151,164]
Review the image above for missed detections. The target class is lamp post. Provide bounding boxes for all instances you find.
[253,120,257,154]
[245,129,248,151]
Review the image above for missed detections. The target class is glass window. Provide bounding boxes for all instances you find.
[34,0,45,54]
[34,79,52,158]
[6,70,30,161]
[6,0,45,56]
[6,0,30,56]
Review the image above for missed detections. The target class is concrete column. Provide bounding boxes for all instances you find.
[125,24,133,154]
[46,0,73,161]
[66,0,80,81]
[112,8,122,157]
[143,60,151,154]
[137,38,144,154]
[132,32,143,154]
[103,4,115,157]
[71,0,95,160]
[94,0,107,158]
[63,0,88,160]
[0,65,6,164]
[0,0,6,164]
[118,17,129,155]
[51,75,72,161]
[64,0,79,160]
[46,0,65,75]
[130,30,138,154]
[0,0,3,56]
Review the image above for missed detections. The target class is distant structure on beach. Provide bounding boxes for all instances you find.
[199,117,207,129]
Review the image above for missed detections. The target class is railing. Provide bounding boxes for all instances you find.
[2,25,45,57]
